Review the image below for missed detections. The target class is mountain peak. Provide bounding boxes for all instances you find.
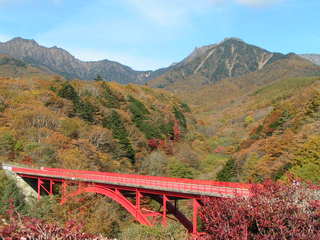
[149,37,291,90]
[220,37,245,44]
[8,37,38,45]
[0,37,151,83]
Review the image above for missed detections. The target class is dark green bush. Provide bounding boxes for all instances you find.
[101,83,121,108]
[57,83,96,122]
[74,100,96,123]
[159,121,174,138]
[0,100,6,112]
[57,83,79,102]
[128,96,150,122]
[180,102,191,112]
[135,121,161,139]
[216,158,237,182]
[173,106,187,129]
[102,110,135,162]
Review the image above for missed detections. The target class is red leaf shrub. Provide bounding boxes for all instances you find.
[195,180,320,240]
[0,200,110,240]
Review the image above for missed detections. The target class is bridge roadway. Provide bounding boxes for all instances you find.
[2,164,250,198]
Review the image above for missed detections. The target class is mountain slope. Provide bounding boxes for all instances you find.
[0,54,53,78]
[300,54,320,65]
[0,37,152,84]
[210,76,320,183]
[150,38,286,89]
[183,54,320,112]
[149,38,289,90]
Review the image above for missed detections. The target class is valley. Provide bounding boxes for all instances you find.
[0,36,320,239]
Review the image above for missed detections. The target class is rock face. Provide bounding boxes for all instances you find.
[0,53,51,78]
[300,54,320,66]
[3,166,37,204]
[149,38,289,89]
[0,37,152,84]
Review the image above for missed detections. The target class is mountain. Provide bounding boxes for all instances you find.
[300,54,320,65]
[148,38,293,90]
[181,54,320,112]
[0,37,154,84]
[0,53,53,78]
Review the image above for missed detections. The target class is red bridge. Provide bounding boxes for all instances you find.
[2,164,251,234]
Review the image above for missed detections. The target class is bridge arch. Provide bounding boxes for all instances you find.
[61,185,152,226]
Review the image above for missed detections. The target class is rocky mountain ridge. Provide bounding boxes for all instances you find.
[148,38,293,90]
[300,54,320,66]
[0,37,152,84]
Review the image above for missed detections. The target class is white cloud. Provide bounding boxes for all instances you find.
[123,0,282,27]
[0,34,12,42]
[124,0,224,27]
[235,0,283,7]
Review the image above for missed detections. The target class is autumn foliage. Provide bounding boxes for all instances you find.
[195,179,320,240]
[0,200,110,240]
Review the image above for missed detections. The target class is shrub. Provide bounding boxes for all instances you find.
[173,106,187,129]
[167,159,194,179]
[180,102,191,112]
[135,120,162,139]
[74,100,96,123]
[128,95,150,122]
[216,158,237,182]
[195,180,320,240]
[57,83,79,102]
[102,110,135,163]
[57,83,96,122]
[0,97,6,112]
[60,118,80,138]
[100,83,121,108]
[0,203,110,240]
[0,171,27,215]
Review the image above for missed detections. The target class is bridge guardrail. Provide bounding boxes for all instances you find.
[8,165,250,197]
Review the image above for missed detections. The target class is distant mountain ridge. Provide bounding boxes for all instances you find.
[149,38,293,90]
[300,54,320,66]
[0,37,153,84]
[1,37,319,88]
[0,53,52,78]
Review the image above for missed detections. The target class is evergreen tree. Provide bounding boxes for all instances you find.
[102,110,135,163]
[94,74,104,82]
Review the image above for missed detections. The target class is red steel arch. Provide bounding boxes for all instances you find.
[61,185,152,226]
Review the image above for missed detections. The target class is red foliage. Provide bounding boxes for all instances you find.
[0,200,110,240]
[148,139,161,149]
[213,146,226,153]
[173,120,181,141]
[195,180,320,240]
[21,156,33,165]
[148,138,173,154]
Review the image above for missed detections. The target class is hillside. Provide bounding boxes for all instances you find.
[192,75,320,183]
[300,54,320,65]
[148,38,289,90]
[0,37,153,84]
[0,76,197,170]
[182,54,320,112]
[0,70,223,238]
[0,54,53,78]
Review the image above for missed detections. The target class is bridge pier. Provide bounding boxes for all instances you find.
[193,199,200,234]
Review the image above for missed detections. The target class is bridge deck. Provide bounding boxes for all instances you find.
[2,164,250,198]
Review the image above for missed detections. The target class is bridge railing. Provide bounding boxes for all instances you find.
[9,165,250,197]
[42,167,251,190]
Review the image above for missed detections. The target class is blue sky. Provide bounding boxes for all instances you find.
[0,0,319,70]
